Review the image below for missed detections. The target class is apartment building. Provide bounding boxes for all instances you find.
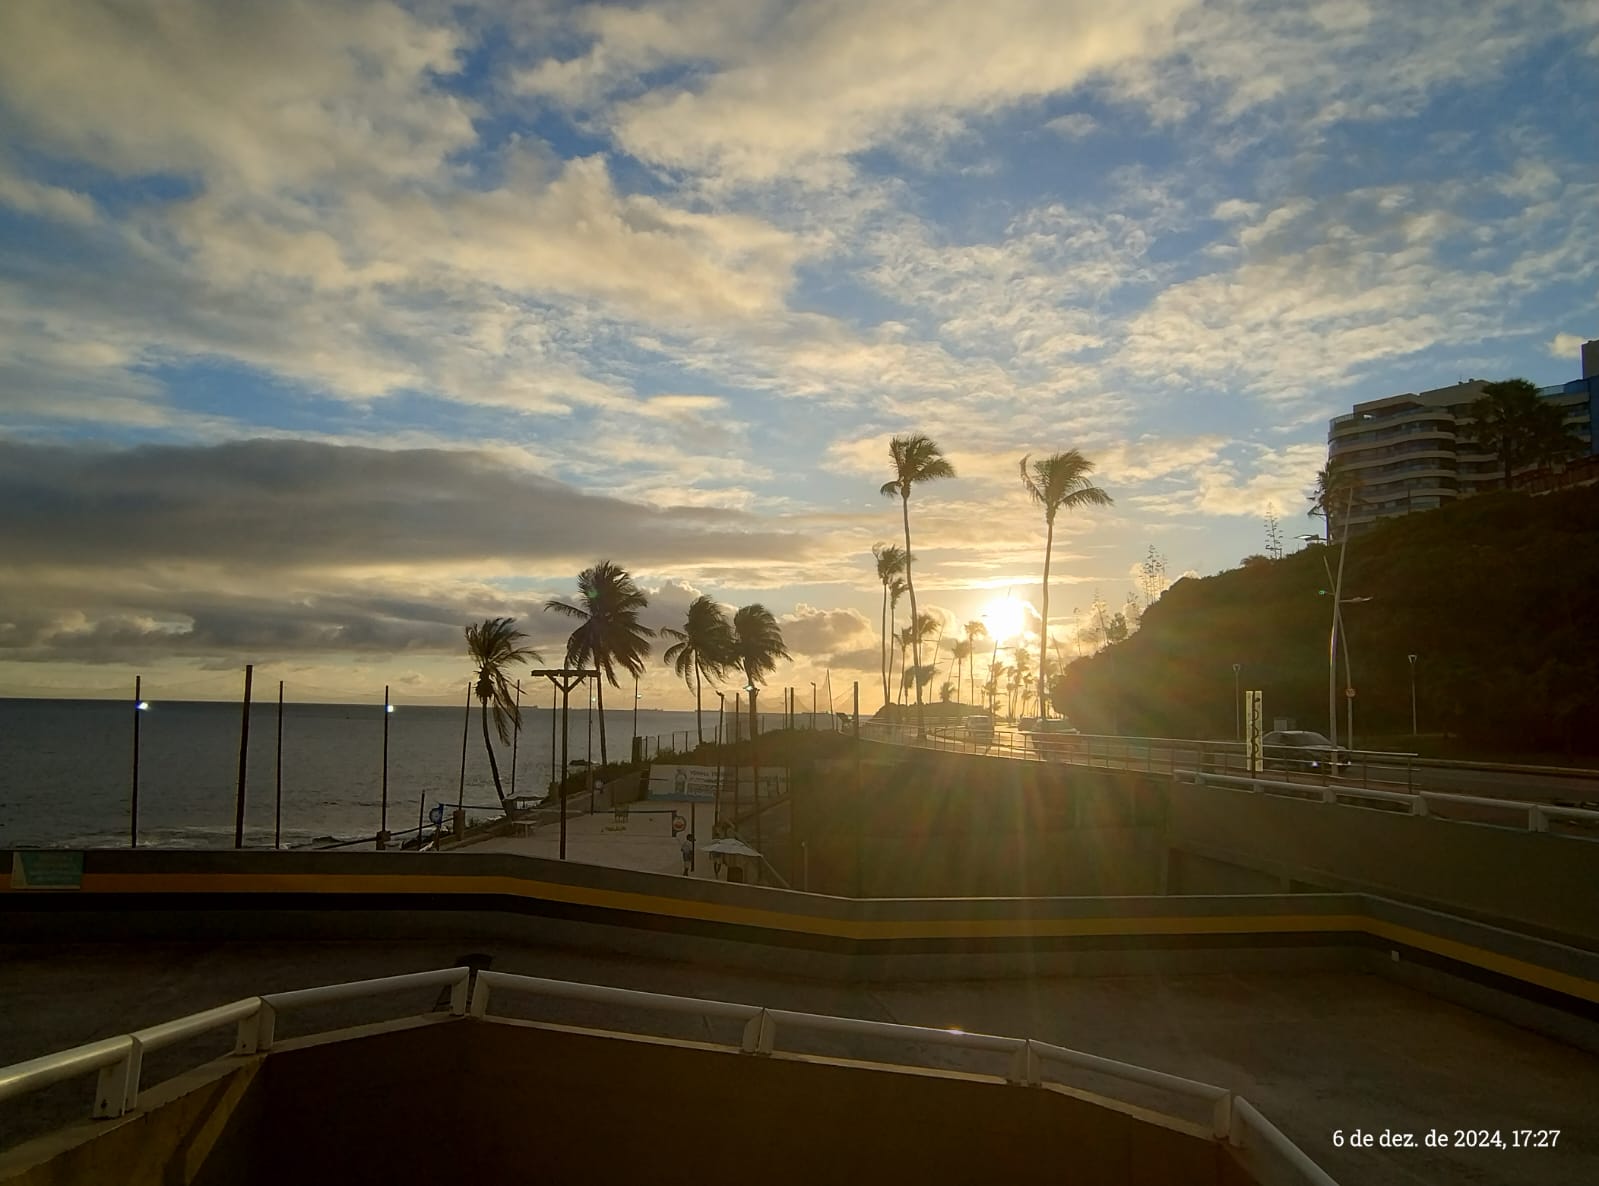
[1325,342,1599,535]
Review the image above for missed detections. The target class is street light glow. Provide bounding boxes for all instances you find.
[136,700,149,711]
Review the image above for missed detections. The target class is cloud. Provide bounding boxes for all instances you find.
[1044,113,1098,139]
[779,603,875,658]
[1549,332,1586,359]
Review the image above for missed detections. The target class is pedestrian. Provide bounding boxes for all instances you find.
[680,832,695,875]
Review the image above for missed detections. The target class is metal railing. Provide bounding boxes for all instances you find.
[0,967,469,1120]
[1,966,1337,1183]
[861,722,1599,819]
[468,970,1326,1181]
[1187,771,1599,835]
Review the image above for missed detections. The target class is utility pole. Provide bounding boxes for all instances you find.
[531,668,598,860]
[233,664,253,849]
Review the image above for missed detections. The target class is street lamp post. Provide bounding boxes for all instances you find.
[810,681,817,731]
[714,690,726,824]
[530,667,599,861]
[633,676,640,762]
[1408,654,1418,735]
[1232,663,1241,741]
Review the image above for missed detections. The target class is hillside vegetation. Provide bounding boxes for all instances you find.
[1055,485,1599,758]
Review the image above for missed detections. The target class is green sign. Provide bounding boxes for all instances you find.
[10,851,84,890]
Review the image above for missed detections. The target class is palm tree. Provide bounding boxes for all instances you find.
[729,604,791,845]
[881,434,956,734]
[939,681,956,703]
[1309,462,1363,541]
[887,576,908,706]
[1467,378,1585,490]
[873,544,910,709]
[1020,451,1112,719]
[897,613,939,707]
[465,618,541,810]
[1012,650,1034,721]
[963,620,988,707]
[545,561,654,765]
[661,595,734,745]
[896,624,913,706]
[950,639,972,707]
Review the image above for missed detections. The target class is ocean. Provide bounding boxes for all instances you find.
[0,697,724,850]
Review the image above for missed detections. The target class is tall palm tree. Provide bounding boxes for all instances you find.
[950,639,972,707]
[545,560,654,765]
[1020,451,1112,719]
[661,595,734,746]
[881,434,956,734]
[897,613,938,706]
[872,543,910,709]
[963,620,988,707]
[465,618,540,810]
[729,604,791,846]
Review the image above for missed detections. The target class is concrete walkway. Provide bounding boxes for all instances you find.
[460,795,724,880]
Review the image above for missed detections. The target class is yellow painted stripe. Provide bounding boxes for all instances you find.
[8,871,1596,1005]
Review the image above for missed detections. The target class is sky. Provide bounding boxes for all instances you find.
[1,0,1596,710]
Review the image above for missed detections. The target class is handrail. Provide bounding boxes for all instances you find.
[1187,771,1599,834]
[1,967,1336,1184]
[1232,1097,1341,1186]
[0,967,471,1121]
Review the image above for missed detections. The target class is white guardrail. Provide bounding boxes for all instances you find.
[1186,770,1599,835]
[0,967,1338,1184]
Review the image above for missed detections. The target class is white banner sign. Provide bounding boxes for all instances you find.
[646,764,786,801]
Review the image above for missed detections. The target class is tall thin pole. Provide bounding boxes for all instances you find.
[632,675,639,760]
[457,680,470,810]
[380,684,390,833]
[731,695,741,823]
[811,682,816,731]
[1232,664,1241,741]
[550,683,558,794]
[510,679,521,803]
[714,693,724,824]
[233,664,253,849]
[1328,491,1354,749]
[853,681,862,898]
[751,686,762,856]
[560,682,572,859]
[274,680,284,849]
[130,675,141,848]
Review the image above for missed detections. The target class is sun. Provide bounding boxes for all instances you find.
[980,597,1028,642]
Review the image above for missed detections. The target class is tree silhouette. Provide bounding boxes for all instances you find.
[661,595,734,745]
[545,561,653,765]
[881,434,955,734]
[1020,451,1112,718]
[465,618,540,809]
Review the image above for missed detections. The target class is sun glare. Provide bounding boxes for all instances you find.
[980,597,1027,642]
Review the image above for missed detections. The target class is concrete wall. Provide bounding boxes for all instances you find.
[243,1020,1244,1186]
[1167,785,1599,944]
[792,750,1168,897]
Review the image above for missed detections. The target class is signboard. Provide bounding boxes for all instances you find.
[10,850,84,890]
[646,765,787,802]
[1246,691,1264,775]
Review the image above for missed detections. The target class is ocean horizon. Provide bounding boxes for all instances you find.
[0,696,734,850]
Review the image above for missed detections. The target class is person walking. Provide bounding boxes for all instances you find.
[680,832,695,875]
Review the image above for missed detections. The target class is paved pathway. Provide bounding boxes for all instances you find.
[460,795,723,880]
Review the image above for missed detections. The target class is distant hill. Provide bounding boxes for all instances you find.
[1055,485,1599,757]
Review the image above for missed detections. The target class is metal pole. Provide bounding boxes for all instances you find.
[585,680,595,815]
[380,684,390,833]
[131,675,141,848]
[550,682,558,794]
[714,693,724,825]
[233,664,253,849]
[750,686,761,856]
[632,675,639,759]
[811,682,816,731]
[510,679,520,802]
[457,680,470,810]
[274,680,283,849]
[560,683,571,859]
[853,681,862,898]
[1328,491,1354,748]
[1408,654,1418,735]
[1232,664,1240,741]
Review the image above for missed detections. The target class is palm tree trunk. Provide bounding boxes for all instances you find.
[480,699,507,808]
[1039,516,1054,719]
[900,493,924,735]
[596,679,608,765]
[880,584,890,709]
[694,662,704,745]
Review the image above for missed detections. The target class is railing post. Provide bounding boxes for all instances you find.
[469,974,493,1018]
[1212,1092,1234,1140]
[256,1002,279,1051]
[449,972,471,1016]
[741,1008,776,1055]
[1530,806,1549,833]
[1410,795,1428,817]
[1006,1039,1042,1086]
[94,1053,134,1119]
[234,1003,264,1054]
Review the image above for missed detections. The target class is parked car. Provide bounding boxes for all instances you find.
[1262,730,1350,773]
